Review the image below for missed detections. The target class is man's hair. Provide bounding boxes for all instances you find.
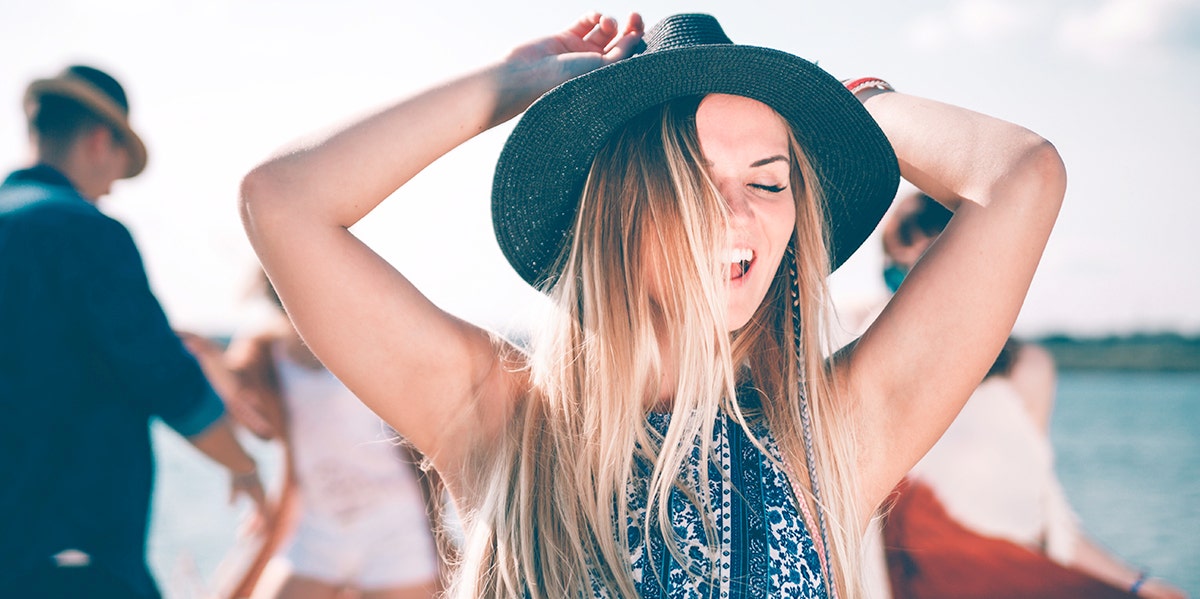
[28,95,113,157]
[896,192,953,246]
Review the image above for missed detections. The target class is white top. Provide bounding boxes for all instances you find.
[909,375,1080,564]
[275,345,425,525]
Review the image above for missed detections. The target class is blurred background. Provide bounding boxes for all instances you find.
[4,0,1197,596]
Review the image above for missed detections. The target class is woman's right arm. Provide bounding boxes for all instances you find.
[239,14,644,476]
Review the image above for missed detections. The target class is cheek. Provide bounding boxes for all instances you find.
[116,151,131,177]
[759,202,795,284]
[766,201,796,249]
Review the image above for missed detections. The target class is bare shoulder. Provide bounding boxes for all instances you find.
[1008,342,1058,430]
[1009,342,1057,393]
[1015,342,1055,373]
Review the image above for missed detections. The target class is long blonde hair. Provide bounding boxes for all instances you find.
[450,96,865,598]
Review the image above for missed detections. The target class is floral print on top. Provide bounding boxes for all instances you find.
[607,411,827,598]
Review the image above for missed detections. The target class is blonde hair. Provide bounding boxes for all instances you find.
[450,97,865,598]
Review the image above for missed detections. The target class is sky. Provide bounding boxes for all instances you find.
[3,0,1199,339]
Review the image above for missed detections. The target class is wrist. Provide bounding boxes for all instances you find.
[490,58,561,124]
[231,461,258,481]
[842,77,895,103]
[1129,570,1149,595]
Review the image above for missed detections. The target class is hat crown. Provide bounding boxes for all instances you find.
[640,13,733,54]
[62,65,130,115]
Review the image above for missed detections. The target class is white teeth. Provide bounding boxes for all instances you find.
[723,248,754,264]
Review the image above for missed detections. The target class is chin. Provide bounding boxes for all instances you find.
[726,305,755,332]
[726,282,773,332]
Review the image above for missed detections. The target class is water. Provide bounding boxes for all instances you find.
[1050,371,1200,593]
[147,428,281,598]
[147,370,1200,597]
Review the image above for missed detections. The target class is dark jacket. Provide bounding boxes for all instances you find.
[0,165,225,598]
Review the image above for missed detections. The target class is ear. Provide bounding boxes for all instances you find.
[80,125,114,157]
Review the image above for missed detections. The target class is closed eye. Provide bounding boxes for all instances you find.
[751,184,787,193]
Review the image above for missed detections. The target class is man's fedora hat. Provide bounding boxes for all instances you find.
[25,65,148,178]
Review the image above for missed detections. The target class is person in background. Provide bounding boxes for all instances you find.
[874,191,1188,599]
[184,272,442,599]
[0,64,266,599]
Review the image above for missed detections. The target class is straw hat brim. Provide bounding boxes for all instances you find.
[25,77,148,179]
[492,44,899,289]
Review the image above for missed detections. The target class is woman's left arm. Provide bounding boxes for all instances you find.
[841,88,1067,511]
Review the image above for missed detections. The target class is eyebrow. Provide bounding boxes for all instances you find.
[700,154,790,169]
[750,155,788,168]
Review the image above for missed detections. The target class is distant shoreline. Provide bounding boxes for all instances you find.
[204,332,1200,372]
[1035,333,1200,372]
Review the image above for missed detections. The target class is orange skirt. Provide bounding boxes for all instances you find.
[883,479,1135,599]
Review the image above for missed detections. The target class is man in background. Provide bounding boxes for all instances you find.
[0,64,265,599]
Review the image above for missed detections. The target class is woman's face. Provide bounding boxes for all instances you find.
[695,94,797,330]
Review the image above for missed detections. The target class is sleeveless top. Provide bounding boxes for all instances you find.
[612,411,828,599]
[274,345,426,525]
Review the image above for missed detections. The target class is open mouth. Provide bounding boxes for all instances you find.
[726,248,754,280]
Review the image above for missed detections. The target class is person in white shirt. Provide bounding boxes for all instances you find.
[871,191,1187,599]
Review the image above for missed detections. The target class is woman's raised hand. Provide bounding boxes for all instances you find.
[510,12,644,79]
[496,12,643,120]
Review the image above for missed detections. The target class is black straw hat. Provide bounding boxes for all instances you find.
[492,13,899,289]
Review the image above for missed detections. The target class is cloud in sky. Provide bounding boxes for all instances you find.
[905,0,1200,66]
[1057,0,1200,66]
[905,0,1038,51]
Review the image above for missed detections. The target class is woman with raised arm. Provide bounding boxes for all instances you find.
[184,274,444,599]
[239,12,1065,599]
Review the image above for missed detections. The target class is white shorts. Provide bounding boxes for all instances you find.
[277,497,439,590]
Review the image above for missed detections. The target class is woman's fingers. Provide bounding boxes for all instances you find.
[563,11,641,55]
[564,11,603,40]
[580,14,619,48]
[604,13,644,60]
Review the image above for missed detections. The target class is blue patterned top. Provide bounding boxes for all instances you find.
[609,411,828,598]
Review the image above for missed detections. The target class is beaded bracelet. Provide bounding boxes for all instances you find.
[843,77,895,96]
[1130,571,1149,595]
